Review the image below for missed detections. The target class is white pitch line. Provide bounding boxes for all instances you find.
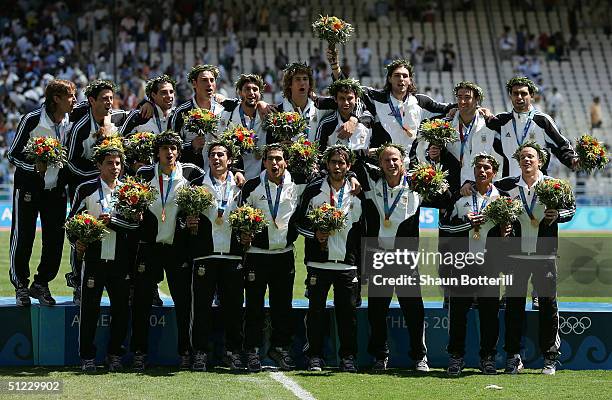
[270,371,317,400]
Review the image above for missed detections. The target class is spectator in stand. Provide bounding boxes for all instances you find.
[516,24,527,56]
[546,87,563,120]
[499,26,515,61]
[357,42,372,79]
[441,43,456,72]
[590,96,603,133]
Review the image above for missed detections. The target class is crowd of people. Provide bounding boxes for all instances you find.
[7,29,583,376]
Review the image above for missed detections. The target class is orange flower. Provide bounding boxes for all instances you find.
[333,22,343,30]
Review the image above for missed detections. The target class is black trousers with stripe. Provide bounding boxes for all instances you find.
[130,243,192,356]
[244,251,295,350]
[9,186,66,289]
[504,258,560,358]
[79,258,130,360]
[305,266,358,358]
[191,257,244,353]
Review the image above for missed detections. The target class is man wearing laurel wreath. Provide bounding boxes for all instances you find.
[186,141,244,372]
[120,75,177,136]
[495,142,576,376]
[218,74,267,180]
[296,145,364,373]
[130,131,205,371]
[67,142,138,372]
[238,144,310,372]
[354,144,451,372]
[8,79,77,306]
[439,154,512,377]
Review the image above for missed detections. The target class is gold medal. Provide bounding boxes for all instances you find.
[215,217,223,225]
[403,127,415,138]
[161,208,166,222]
[531,217,539,227]
[384,218,391,228]
[472,230,480,240]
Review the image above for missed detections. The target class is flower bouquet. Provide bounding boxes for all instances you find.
[287,134,320,176]
[534,178,575,210]
[306,202,348,250]
[312,15,354,51]
[419,119,459,147]
[263,111,307,143]
[183,108,220,137]
[113,176,158,221]
[229,205,268,250]
[65,213,107,260]
[575,134,609,173]
[408,162,449,201]
[482,197,523,227]
[124,131,156,163]
[219,124,257,154]
[176,185,215,234]
[25,136,67,170]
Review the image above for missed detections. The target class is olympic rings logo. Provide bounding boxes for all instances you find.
[559,316,592,335]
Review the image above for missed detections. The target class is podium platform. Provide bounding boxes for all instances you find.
[1,297,610,370]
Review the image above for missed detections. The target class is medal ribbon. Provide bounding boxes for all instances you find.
[518,186,538,221]
[388,94,406,131]
[383,175,408,221]
[329,179,345,208]
[98,178,111,214]
[264,174,283,224]
[512,110,535,146]
[158,165,175,220]
[212,171,233,218]
[459,115,477,164]
[153,106,163,133]
[239,105,256,130]
[471,185,493,215]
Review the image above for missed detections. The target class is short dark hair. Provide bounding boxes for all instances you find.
[188,64,220,83]
[471,153,499,172]
[84,79,117,99]
[262,143,287,161]
[235,74,265,93]
[282,62,314,99]
[145,74,177,98]
[506,76,538,96]
[207,140,233,159]
[453,81,485,105]
[328,78,364,99]
[322,144,355,165]
[153,130,183,161]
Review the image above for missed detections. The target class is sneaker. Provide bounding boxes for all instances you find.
[532,296,539,310]
[372,357,388,371]
[479,356,497,375]
[268,347,296,371]
[447,356,465,376]
[542,357,558,375]
[81,358,96,372]
[339,355,358,373]
[132,352,146,371]
[179,353,191,370]
[73,286,81,305]
[505,354,524,374]
[192,351,207,372]
[152,285,163,307]
[15,287,31,307]
[223,351,245,371]
[246,350,261,373]
[29,282,56,306]
[415,356,430,372]
[107,354,123,372]
[307,356,325,372]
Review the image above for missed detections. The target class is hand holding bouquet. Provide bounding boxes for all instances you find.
[25,136,67,173]
[535,178,574,210]
[307,203,348,250]
[575,134,609,173]
[113,176,158,221]
[183,108,220,137]
[419,119,459,147]
[408,162,449,201]
[482,197,523,228]
[228,205,268,249]
[124,132,156,164]
[176,185,215,234]
[287,135,320,176]
[263,112,307,143]
[312,15,354,51]
[65,213,107,260]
